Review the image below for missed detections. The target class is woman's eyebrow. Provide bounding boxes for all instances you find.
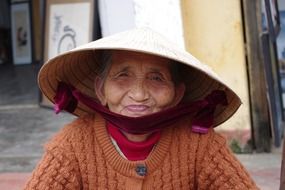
[147,67,170,76]
[147,67,163,72]
[115,66,131,73]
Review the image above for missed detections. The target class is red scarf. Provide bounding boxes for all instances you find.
[107,122,161,161]
[54,82,228,134]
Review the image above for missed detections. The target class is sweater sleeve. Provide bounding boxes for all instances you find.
[24,124,82,190]
[196,131,259,190]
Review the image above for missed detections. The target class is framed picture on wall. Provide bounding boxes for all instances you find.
[11,1,33,65]
[44,0,96,61]
[41,0,97,107]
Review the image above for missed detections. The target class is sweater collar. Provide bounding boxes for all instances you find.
[94,114,174,178]
[107,122,161,161]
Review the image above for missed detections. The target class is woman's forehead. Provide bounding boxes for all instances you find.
[110,50,173,70]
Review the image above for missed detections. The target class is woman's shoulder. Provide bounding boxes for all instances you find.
[195,128,227,147]
[58,114,94,136]
[45,114,95,149]
[173,122,230,162]
[175,119,225,141]
[173,120,227,151]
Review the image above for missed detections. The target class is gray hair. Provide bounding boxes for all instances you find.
[96,50,113,80]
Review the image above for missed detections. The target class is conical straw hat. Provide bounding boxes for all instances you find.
[38,27,241,127]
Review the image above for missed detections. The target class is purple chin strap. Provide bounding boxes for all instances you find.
[53,82,228,134]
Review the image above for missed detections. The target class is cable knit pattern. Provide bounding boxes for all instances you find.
[24,114,259,190]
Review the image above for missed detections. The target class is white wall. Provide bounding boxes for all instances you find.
[98,0,184,48]
[133,0,184,48]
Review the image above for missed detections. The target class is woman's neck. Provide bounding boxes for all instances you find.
[107,122,162,161]
[121,131,150,142]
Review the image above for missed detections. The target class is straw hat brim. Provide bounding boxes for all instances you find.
[38,28,241,127]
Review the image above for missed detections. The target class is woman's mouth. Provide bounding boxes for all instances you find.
[122,105,152,117]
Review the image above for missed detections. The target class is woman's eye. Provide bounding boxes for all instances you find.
[151,76,162,81]
[148,74,164,82]
[117,72,129,78]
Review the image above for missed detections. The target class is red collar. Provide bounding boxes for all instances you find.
[107,122,161,161]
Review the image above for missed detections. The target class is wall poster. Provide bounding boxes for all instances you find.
[11,2,32,65]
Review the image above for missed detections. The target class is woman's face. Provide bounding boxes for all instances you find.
[95,51,185,117]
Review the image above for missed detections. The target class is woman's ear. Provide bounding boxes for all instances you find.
[94,77,107,106]
[173,83,186,105]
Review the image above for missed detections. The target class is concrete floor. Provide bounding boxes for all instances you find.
[0,63,282,189]
[0,106,74,173]
[236,153,281,190]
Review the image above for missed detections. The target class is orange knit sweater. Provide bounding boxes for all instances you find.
[24,114,259,190]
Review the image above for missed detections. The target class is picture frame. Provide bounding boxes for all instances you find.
[40,0,98,107]
[43,0,96,61]
[10,1,33,65]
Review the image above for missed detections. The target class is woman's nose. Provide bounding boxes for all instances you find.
[128,78,149,102]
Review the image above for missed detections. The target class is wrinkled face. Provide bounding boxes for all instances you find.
[95,51,185,117]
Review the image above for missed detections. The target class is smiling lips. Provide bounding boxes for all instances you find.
[123,105,151,116]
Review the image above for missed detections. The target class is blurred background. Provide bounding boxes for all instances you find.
[0,0,285,189]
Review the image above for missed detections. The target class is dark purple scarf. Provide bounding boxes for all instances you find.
[54,82,228,134]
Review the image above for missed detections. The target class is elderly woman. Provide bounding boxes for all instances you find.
[24,28,258,189]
